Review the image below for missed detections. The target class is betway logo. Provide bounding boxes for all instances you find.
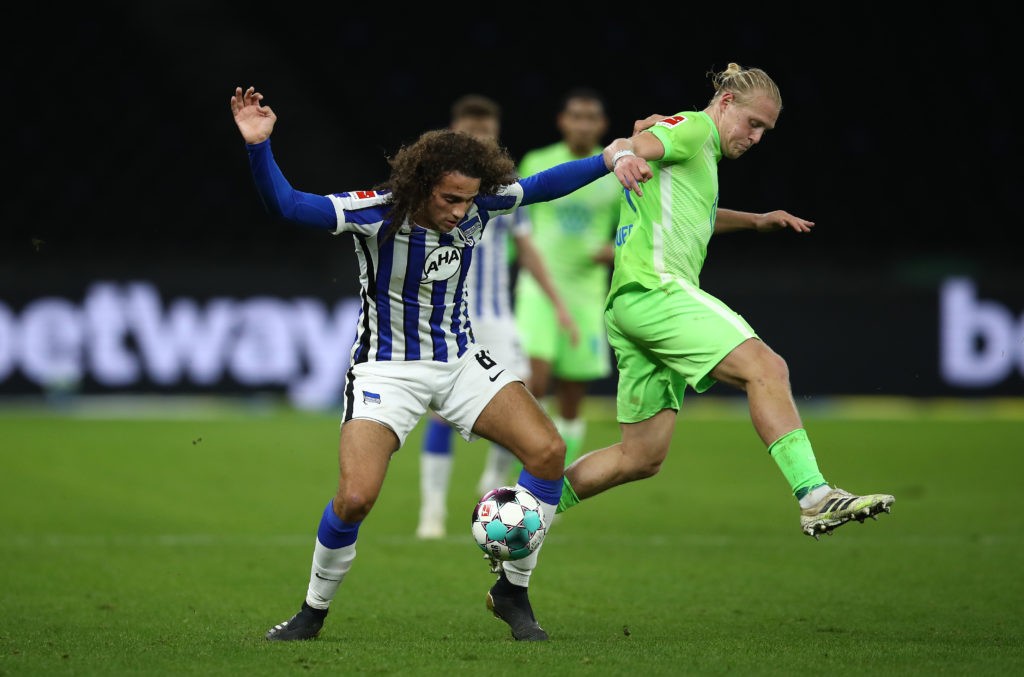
[941,277,1024,388]
[0,282,360,408]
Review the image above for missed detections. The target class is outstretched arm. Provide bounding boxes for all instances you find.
[620,112,814,235]
[619,112,815,236]
[714,208,815,235]
[517,144,654,206]
[516,155,608,206]
[230,86,336,229]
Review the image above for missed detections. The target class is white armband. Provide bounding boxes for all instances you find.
[611,149,636,168]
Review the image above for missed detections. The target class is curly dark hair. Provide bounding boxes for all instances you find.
[376,129,517,240]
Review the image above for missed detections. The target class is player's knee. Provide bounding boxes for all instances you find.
[621,436,670,480]
[629,445,668,480]
[740,342,791,388]
[521,432,566,476]
[334,490,376,522]
[760,350,791,385]
[633,456,665,480]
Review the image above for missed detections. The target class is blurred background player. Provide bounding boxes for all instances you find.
[514,88,622,468]
[416,95,579,539]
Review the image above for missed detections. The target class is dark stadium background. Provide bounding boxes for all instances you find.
[3,7,1020,400]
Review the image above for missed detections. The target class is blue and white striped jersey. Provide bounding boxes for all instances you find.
[467,209,530,324]
[328,186,525,365]
[245,137,607,366]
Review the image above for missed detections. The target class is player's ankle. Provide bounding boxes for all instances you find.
[798,483,831,509]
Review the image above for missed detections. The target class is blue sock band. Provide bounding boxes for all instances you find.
[516,469,563,506]
[423,417,453,455]
[317,499,361,549]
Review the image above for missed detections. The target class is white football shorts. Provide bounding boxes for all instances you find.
[342,344,522,447]
[469,316,531,383]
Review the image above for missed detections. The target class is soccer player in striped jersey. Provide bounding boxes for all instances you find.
[554,64,894,542]
[416,94,579,540]
[230,86,651,642]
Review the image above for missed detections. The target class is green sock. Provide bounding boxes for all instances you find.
[555,476,580,514]
[768,428,827,499]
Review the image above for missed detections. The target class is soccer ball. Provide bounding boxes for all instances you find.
[471,486,546,561]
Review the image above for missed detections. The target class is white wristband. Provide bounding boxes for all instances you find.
[611,149,636,168]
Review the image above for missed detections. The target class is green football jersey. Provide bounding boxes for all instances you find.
[516,141,621,301]
[609,111,721,304]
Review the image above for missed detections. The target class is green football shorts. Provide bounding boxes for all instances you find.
[605,279,758,423]
[516,279,612,381]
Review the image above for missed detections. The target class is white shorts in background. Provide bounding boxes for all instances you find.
[342,346,522,447]
[471,317,531,383]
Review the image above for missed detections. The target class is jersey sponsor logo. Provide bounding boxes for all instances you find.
[615,223,633,246]
[655,115,687,128]
[0,281,361,410]
[353,190,378,200]
[421,246,462,283]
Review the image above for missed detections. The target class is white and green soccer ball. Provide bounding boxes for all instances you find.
[471,486,546,561]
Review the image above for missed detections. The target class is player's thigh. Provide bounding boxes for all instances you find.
[432,347,524,444]
[472,381,563,471]
[708,337,780,390]
[614,281,756,394]
[341,360,434,447]
[606,303,687,424]
[515,283,558,361]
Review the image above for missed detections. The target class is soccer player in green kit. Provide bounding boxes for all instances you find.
[558,63,895,539]
[514,88,622,468]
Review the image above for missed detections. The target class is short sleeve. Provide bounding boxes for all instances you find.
[647,113,709,163]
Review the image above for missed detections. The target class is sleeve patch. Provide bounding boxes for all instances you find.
[655,115,687,128]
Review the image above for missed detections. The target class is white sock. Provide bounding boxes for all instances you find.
[501,494,557,588]
[477,443,517,496]
[305,538,357,609]
[420,453,453,520]
[554,416,585,442]
[799,483,833,509]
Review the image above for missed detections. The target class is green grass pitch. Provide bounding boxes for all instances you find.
[1,397,1022,675]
